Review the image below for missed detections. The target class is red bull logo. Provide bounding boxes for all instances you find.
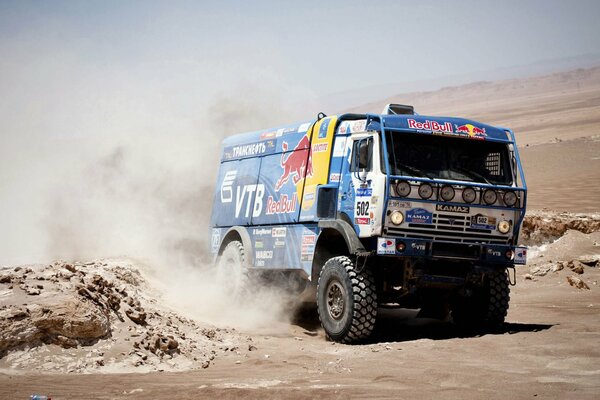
[454,124,486,138]
[275,135,313,191]
[408,119,453,133]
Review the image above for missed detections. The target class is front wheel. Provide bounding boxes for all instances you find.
[317,256,377,343]
[452,270,510,330]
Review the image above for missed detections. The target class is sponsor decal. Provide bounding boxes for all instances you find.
[255,250,273,259]
[487,248,501,257]
[351,120,366,133]
[355,217,370,225]
[255,240,264,249]
[276,128,285,137]
[266,194,297,215]
[318,119,330,139]
[220,170,237,203]
[454,124,486,139]
[388,200,411,209]
[223,139,276,160]
[260,131,276,140]
[211,229,221,253]
[436,204,470,213]
[252,228,272,236]
[235,184,265,218]
[406,208,433,224]
[515,248,527,264]
[377,238,396,255]
[329,173,341,182]
[312,143,328,152]
[303,192,315,202]
[301,232,317,261]
[276,134,312,191]
[408,119,453,133]
[411,242,427,252]
[338,122,348,134]
[271,227,287,238]
[274,239,286,248]
[302,234,316,245]
[356,187,372,197]
[371,196,378,205]
[470,214,496,230]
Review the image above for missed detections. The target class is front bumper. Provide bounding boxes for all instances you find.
[376,237,527,265]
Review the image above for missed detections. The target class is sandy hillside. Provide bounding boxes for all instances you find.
[2,68,600,399]
[351,67,600,212]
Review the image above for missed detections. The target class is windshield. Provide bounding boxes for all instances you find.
[385,132,514,185]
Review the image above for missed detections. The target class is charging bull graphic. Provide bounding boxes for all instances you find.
[455,124,486,138]
[275,135,313,191]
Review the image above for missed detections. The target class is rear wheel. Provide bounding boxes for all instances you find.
[216,241,249,297]
[452,270,510,330]
[317,256,377,343]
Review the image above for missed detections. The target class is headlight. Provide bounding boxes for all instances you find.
[503,191,518,207]
[498,220,511,234]
[440,185,455,201]
[395,181,411,197]
[462,187,476,203]
[483,189,497,205]
[418,183,433,199]
[390,211,404,225]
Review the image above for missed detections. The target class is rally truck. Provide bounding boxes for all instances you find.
[209,104,527,343]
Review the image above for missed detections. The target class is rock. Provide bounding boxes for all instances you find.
[53,335,78,348]
[0,274,11,284]
[567,260,585,274]
[577,255,599,267]
[64,264,77,273]
[202,360,210,368]
[551,263,564,272]
[126,308,147,325]
[524,274,534,280]
[530,263,553,276]
[567,276,590,290]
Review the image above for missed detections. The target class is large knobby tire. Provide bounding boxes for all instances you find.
[452,270,510,330]
[216,241,250,298]
[317,256,377,343]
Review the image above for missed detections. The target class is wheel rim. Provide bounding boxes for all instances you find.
[326,280,346,320]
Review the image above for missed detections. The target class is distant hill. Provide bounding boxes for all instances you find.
[345,66,600,147]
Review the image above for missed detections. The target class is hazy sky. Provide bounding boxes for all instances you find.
[1,0,599,98]
[0,0,599,264]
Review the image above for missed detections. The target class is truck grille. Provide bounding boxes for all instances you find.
[386,213,510,244]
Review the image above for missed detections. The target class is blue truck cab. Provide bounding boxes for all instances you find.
[210,104,527,343]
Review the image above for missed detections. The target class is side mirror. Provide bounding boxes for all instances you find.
[352,138,372,181]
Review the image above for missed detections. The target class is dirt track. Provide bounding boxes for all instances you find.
[2,265,599,399]
[2,67,600,399]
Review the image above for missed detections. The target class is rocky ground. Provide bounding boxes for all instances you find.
[0,211,599,395]
[0,259,249,374]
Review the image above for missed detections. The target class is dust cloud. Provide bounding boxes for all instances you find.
[0,52,313,331]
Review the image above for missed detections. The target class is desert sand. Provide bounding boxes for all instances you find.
[1,67,600,399]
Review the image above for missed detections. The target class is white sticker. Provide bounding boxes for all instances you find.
[272,227,287,238]
[515,247,527,264]
[332,137,347,157]
[377,238,396,255]
[298,123,310,133]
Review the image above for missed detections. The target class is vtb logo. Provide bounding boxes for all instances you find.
[275,135,313,191]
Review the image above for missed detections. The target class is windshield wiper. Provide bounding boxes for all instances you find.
[452,166,492,184]
[396,163,433,179]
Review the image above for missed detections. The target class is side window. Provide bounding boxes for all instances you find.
[350,137,373,172]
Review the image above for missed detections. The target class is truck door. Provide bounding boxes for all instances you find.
[338,133,386,238]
